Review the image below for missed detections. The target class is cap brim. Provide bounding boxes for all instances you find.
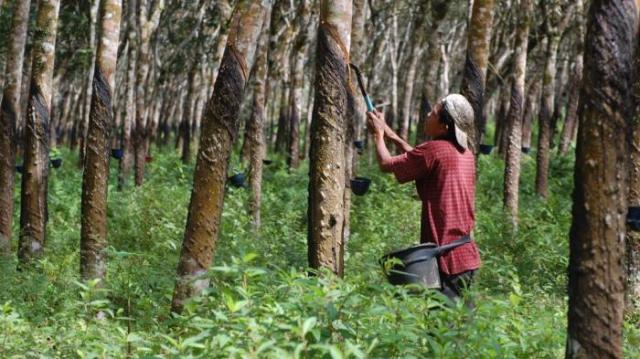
[454,125,468,150]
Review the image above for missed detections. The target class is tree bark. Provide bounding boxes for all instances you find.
[521,72,541,149]
[502,0,531,227]
[80,0,122,282]
[416,1,451,145]
[247,8,272,230]
[77,0,101,168]
[349,0,366,162]
[18,0,61,265]
[208,0,233,95]
[626,7,640,314]
[287,0,311,169]
[535,1,575,198]
[118,1,137,191]
[171,0,269,313]
[308,0,352,277]
[0,0,31,254]
[566,1,637,357]
[134,0,164,186]
[559,0,585,156]
[398,22,423,142]
[460,0,495,153]
[181,62,198,164]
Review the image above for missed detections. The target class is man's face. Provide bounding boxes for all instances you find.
[424,102,447,138]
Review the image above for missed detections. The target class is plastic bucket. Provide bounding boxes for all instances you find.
[353,140,364,150]
[16,165,24,174]
[521,147,530,154]
[262,159,273,165]
[351,177,371,196]
[380,243,441,289]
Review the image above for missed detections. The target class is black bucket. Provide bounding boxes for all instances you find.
[16,165,24,174]
[229,173,246,188]
[111,149,124,159]
[380,237,471,289]
[351,177,371,196]
[353,140,364,150]
[380,243,441,289]
[479,144,493,155]
[521,146,530,154]
[262,159,273,165]
[627,207,640,231]
[50,158,63,168]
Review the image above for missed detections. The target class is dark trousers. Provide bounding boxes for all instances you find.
[439,270,475,306]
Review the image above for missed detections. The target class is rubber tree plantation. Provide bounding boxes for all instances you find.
[0,0,639,357]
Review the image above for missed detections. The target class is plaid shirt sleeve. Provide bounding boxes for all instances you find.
[387,147,433,184]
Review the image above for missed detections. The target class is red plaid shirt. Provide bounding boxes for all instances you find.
[388,140,481,275]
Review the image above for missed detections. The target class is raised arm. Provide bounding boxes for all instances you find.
[366,111,397,172]
[383,122,413,153]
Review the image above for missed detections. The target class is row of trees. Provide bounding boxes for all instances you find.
[0,0,639,356]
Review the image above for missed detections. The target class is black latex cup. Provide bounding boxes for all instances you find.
[521,147,530,154]
[111,149,124,159]
[351,177,371,196]
[479,144,493,155]
[50,158,63,168]
[353,140,365,150]
[229,173,246,188]
[627,207,640,231]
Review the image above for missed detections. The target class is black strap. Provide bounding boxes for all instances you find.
[403,236,472,266]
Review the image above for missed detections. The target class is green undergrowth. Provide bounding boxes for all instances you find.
[1,146,638,358]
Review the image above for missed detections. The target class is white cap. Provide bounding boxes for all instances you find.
[442,94,474,150]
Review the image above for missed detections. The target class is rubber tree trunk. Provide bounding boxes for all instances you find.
[549,58,569,149]
[495,80,512,155]
[118,2,137,191]
[0,0,31,255]
[208,0,233,95]
[558,0,585,156]
[535,2,575,198]
[521,72,541,149]
[417,0,450,145]
[171,0,269,313]
[502,0,531,227]
[18,0,61,265]
[80,0,122,282]
[134,0,164,187]
[348,0,366,173]
[566,1,637,357]
[398,20,423,142]
[78,0,100,166]
[342,0,367,250]
[181,62,198,164]
[534,38,559,198]
[460,0,495,153]
[626,9,640,314]
[386,4,399,134]
[274,75,290,153]
[287,0,311,169]
[247,8,272,230]
[308,0,352,277]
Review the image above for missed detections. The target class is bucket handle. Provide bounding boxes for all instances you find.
[402,236,471,266]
